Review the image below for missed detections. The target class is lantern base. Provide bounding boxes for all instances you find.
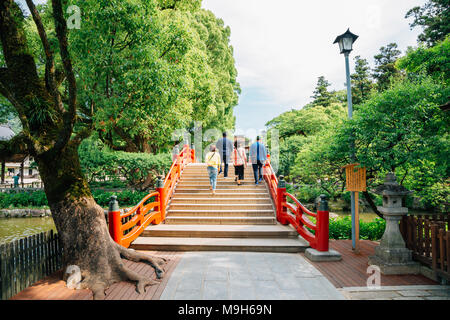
[368,254,420,275]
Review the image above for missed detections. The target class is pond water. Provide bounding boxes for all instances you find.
[332,211,381,222]
[0,217,56,244]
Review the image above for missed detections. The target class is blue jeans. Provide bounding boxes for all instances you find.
[207,166,218,190]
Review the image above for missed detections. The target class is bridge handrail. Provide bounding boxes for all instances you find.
[263,155,330,252]
[108,144,195,248]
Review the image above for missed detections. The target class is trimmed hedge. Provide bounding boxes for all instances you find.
[329,216,386,240]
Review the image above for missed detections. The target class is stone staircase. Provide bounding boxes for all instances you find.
[130,163,309,252]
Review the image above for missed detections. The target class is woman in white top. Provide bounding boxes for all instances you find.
[231,140,247,185]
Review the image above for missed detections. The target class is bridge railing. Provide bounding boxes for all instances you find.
[108,144,195,247]
[263,155,330,252]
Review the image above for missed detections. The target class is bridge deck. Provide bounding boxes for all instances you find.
[10,241,437,300]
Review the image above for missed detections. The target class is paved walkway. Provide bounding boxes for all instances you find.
[159,251,345,300]
[339,285,450,300]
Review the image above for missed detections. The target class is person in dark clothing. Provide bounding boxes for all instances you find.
[215,132,233,178]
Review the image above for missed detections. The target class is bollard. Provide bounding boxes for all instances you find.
[276,176,288,225]
[316,194,330,252]
[108,195,122,245]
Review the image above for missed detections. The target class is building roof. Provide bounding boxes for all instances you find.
[0,125,15,141]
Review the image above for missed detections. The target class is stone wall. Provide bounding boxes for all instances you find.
[0,208,51,218]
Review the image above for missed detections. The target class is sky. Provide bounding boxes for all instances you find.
[202,0,427,138]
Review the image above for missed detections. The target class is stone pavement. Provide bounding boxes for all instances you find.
[339,285,450,300]
[159,251,346,300]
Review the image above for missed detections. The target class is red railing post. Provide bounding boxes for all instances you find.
[276,175,288,225]
[156,176,166,221]
[108,195,122,245]
[190,144,195,163]
[316,194,330,252]
[176,155,181,177]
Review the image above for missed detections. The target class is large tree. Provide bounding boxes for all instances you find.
[310,76,337,107]
[0,0,166,299]
[351,56,374,105]
[405,0,450,47]
[372,43,402,92]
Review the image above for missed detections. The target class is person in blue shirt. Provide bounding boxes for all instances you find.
[249,136,267,185]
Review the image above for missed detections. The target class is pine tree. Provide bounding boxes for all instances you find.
[311,76,337,107]
[372,43,402,92]
[351,56,374,105]
[405,0,450,47]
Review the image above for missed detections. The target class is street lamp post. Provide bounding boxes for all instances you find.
[333,28,359,252]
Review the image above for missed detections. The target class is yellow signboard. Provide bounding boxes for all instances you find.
[343,163,366,192]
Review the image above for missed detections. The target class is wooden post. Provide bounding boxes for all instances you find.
[1,159,5,184]
[354,192,360,253]
[20,160,24,188]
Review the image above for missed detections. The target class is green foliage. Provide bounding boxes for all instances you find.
[0,191,48,208]
[372,43,403,91]
[328,216,386,240]
[0,189,150,208]
[405,0,450,47]
[349,77,449,173]
[78,137,172,190]
[91,189,150,208]
[292,185,327,204]
[310,76,338,107]
[397,36,450,85]
[61,0,239,153]
[351,56,375,105]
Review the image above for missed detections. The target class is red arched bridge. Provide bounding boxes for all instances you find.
[108,145,330,253]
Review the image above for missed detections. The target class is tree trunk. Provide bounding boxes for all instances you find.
[35,143,167,299]
[0,0,167,299]
[362,191,383,219]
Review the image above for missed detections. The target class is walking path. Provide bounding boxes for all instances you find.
[10,240,449,300]
[159,251,345,300]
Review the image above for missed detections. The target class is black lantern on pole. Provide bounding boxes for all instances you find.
[333,28,358,54]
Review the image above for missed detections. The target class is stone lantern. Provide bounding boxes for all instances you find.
[368,173,420,274]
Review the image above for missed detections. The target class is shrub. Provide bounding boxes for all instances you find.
[92,189,151,207]
[0,189,152,209]
[328,216,386,240]
[0,191,48,208]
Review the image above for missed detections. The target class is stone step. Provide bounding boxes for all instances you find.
[170,197,272,204]
[175,184,265,190]
[168,203,273,210]
[167,209,275,217]
[171,192,270,198]
[174,188,268,194]
[141,224,298,238]
[177,181,258,186]
[130,236,309,252]
[164,216,277,225]
[180,178,256,182]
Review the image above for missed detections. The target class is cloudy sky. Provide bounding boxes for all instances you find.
[16,0,426,138]
[202,0,426,137]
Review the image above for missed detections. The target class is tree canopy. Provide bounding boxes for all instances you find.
[405,0,450,47]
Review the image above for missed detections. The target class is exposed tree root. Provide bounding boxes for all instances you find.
[75,245,169,300]
[115,243,167,279]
